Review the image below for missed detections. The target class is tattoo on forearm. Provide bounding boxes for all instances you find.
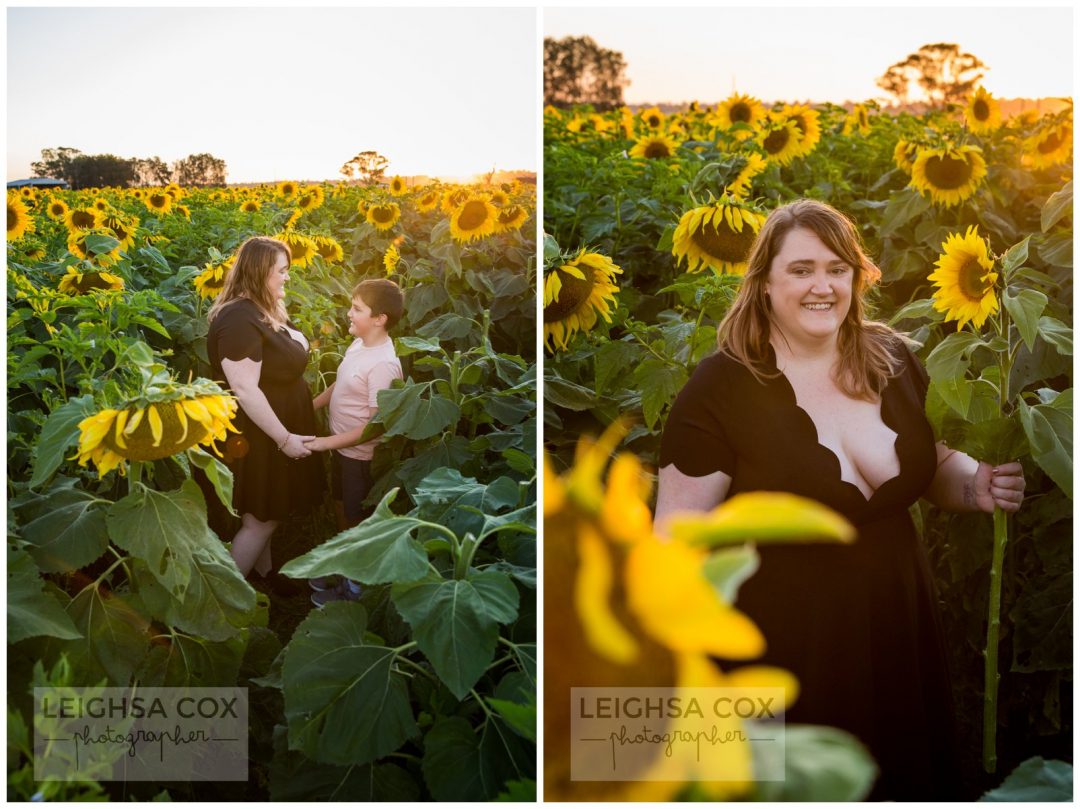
[963,480,976,508]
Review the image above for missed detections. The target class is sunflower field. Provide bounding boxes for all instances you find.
[543,93,1072,798]
[7,176,537,800]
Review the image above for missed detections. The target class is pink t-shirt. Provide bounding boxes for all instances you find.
[328,338,402,460]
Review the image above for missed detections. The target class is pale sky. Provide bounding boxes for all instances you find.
[544,6,1073,105]
[7,6,537,183]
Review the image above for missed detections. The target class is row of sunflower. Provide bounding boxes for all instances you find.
[8,175,538,800]
[543,90,1072,797]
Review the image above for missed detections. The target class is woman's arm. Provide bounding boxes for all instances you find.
[312,381,335,411]
[221,357,313,459]
[653,464,733,537]
[924,442,1026,513]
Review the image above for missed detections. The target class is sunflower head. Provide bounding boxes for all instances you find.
[367,202,401,231]
[780,104,822,156]
[314,235,344,263]
[64,206,102,232]
[389,176,407,196]
[416,189,441,213]
[100,214,139,253]
[841,104,872,136]
[7,193,36,242]
[45,197,70,221]
[543,249,622,352]
[276,180,298,199]
[143,191,173,214]
[672,200,765,275]
[893,139,921,173]
[757,119,802,166]
[66,229,123,266]
[495,204,529,233]
[489,189,510,206]
[628,133,680,160]
[440,187,470,215]
[383,243,401,275]
[449,195,498,243]
[639,106,665,130]
[1023,121,1073,169]
[715,93,765,138]
[909,144,987,207]
[58,267,125,295]
[275,231,318,267]
[725,153,768,200]
[241,199,261,213]
[928,225,999,331]
[964,87,1001,134]
[193,260,231,300]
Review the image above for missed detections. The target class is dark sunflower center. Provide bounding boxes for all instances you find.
[457,200,490,230]
[730,102,751,123]
[51,204,65,215]
[791,115,807,135]
[643,140,672,158]
[646,115,660,127]
[923,154,973,189]
[77,272,114,291]
[109,221,130,241]
[543,267,595,322]
[763,128,791,154]
[71,210,96,228]
[973,99,990,121]
[957,257,989,301]
[498,206,522,224]
[8,206,17,230]
[149,194,167,208]
[372,206,394,223]
[1038,131,1064,154]
[690,213,756,264]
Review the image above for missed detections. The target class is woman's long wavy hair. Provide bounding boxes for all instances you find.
[717,199,904,400]
[207,236,291,329]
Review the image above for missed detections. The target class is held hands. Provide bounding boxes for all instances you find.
[303,436,332,452]
[281,433,315,459]
[972,461,1026,513]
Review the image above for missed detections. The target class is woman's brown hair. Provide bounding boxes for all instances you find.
[207,236,291,329]
[717,199,903,400]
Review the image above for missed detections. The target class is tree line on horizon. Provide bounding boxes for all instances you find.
[30,148,226,189]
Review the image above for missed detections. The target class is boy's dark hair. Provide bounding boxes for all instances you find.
[353,278,404,330]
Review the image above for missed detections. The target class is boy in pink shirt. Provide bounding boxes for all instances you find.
[305,279,404,603]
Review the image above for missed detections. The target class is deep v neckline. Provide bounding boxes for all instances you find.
[767,346,903,505]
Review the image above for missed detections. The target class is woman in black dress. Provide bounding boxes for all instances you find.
[206,236,323,582]
[655,199,1025,800]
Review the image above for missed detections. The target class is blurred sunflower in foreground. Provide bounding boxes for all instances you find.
[544,422,856,800]
[542,248,621,352]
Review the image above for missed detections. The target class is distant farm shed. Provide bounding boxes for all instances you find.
[7,178,70,190]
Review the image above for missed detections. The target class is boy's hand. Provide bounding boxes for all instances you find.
[303,436,332,452]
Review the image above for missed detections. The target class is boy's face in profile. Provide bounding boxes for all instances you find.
[347,293,385,341]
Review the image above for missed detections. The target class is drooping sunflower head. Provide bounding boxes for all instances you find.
[672,200,766,275]
[449,195,498,243]
[21,242,48,262]
[639,106,665,130]
[64,206,102,232]
[929,225,999,331]
[964,87,1001,134]
[715,93,766,137]
[275,230,318,267]
[416,188,441,213]
[45,197,70,221]
[910,144,987,207]
[1023,121,1073,169]
[75,388,239,478]
[383,242,400,275]
[543,249,622,352]
[58,266,125,295]
[367,202,401,231]
[284,209,303,229]
[494,204,529,234]
[314,235,344,263]
[389,176,407,196]
[143,191,173,214]
[628,133,680,160]
[757,119,802,167]
[7,193,36,242]
[193,260,231,300]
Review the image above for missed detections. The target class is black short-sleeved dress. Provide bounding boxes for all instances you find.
[207,298,324,523]
[659,342,961,801]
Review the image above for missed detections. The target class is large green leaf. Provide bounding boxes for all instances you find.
[543,372,600,410]
[1039,316,1073,356]
[162,545,259,641]
[392,571,519,699]
[879,187,930,237]
[19,479,110,573]
[1040,181,1073,233]
[106,480,213,597]
[280,488,431,585]
[186,447,236,515]
[1003,289,1048,352]
[925,332,984,418]
[752,725,876,801]
[29,394,95,487]
[1000,235,1031,278]
[981,756,1072,801]
[412,468,521,538]
[377,381,460,440]
[134,631,247,687]
[60,584,153,685]
[633,359,687,429]
[1017,392,1072,498]
[422,715,533,801]
[282,602,417,767]
[7,545,82,644]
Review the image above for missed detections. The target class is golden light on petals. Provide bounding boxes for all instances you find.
[928,225,999,331]
[672,201,765,275]
[543,250,622,352]
[909,144,987,207]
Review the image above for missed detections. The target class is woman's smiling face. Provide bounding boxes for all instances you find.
[765,227,854,344]
[264,250,290,301]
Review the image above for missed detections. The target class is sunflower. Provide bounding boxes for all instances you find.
[193,259,232,300]
[449,195,498,243]
[19,187,37,202]
[628,133,680,160]
[416,188,441,213]
[928,226,999,331]
[240,199,261,213]
[66,229,123,265]
[725,153,768,200]
[100,214,139,253]
[45,197,70,221]
[276,180,299,199]
[75,390,239,478]
[356,199,369,217]
[383,243,400,275]
[92,197,111,212]
[58,267,125,295]
[781,103,822,156]
[7,194,35,242]
[440,187,469,215]
[543,250,622,352]
[639,106,665,130]
[275,230,318,267]
[388,176,407,196]
[757,119,802,166]
[543,421,853,800]
[893,139,921,173]
[1023,122,1073,169]
[313,235,344,263]
[489,189,510,206]
[909,144,987,207]
[175,204,191,220]
[22,244,47,262]
[715,93,766,138]
[964,87,1001,134]
[284,209,303,230]
[672,200,765,275]
[64,206,102,232]
[143,191,173,215]
[164,183,184,199]
[841,104,872,136]
[495,204,529,233]
[131,189,145,200]
[367,202,401,231]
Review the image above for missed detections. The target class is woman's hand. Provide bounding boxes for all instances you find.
[281,433,315,459]
[972,461,1026,513]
